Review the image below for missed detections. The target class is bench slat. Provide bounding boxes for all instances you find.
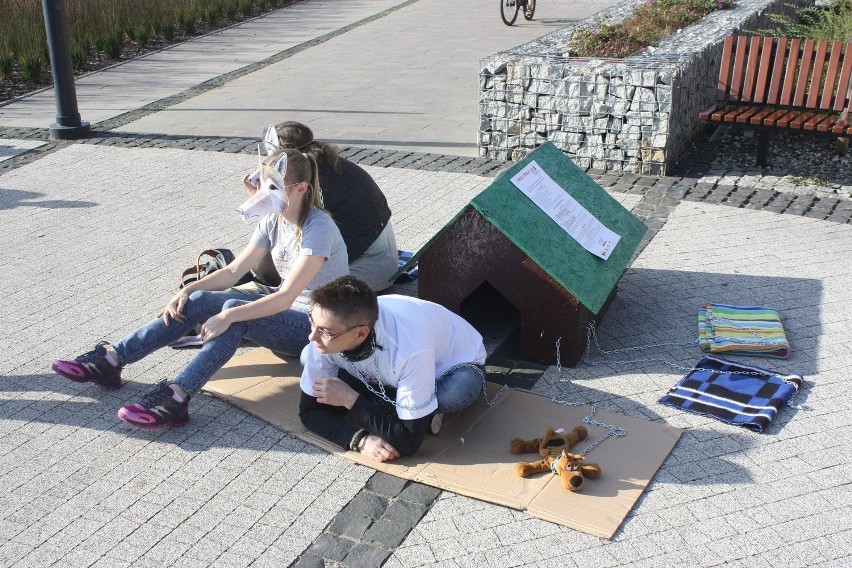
[831,115,851,134]
[730,36,750,102]
[810,114,838,132]
[735,106,763,124]
[793,39,816,107]
[776,110,801,128]
[754,36,775,104]
[717,36,736,102]
[820,41,844,109]
[761,108,792,127]
[834,43,852,112]
[779,38,801,106]
[742,36,762,102]
[723,106,753,123]
[792,111,816,130]
[806,40,830,109]
[749,107,777,126]
[709,104,739,122]
[766,37,788,105]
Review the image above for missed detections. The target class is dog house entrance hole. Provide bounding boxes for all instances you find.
[460,281,520,355]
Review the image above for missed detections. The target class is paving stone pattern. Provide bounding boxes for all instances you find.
[2,126,850,567]
[1,0,851,562]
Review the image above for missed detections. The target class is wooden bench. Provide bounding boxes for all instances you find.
[699,35,852,166]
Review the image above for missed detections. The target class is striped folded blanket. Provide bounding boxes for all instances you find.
[658,356,802,433]
[698,303,790,358]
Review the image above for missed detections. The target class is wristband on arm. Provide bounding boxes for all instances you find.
[349,428,369,452]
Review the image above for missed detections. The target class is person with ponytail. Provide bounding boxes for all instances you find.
[244,121,397,292]
[51,148,348,430]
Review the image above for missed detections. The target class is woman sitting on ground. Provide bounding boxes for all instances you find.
[51,149,348,429]
[245,121,398,292]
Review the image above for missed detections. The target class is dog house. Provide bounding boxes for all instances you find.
[399,142,647,366]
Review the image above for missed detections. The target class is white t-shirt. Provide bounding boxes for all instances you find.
[301,295,487,420]
[251,208,348,311]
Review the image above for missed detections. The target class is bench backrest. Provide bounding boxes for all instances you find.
[716,35,852,113]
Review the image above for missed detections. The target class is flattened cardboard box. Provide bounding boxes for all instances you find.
[203,348,682,539]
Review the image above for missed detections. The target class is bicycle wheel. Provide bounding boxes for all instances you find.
[523,0,536,20]
[500,0,519,26]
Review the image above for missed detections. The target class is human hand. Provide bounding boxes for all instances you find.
[359,434,400,462]
[242,173,259,195]
[158,291,188,325]
[200,313,231,342]
[313,377,359,409]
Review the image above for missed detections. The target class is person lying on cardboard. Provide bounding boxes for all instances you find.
[299,275,487,462]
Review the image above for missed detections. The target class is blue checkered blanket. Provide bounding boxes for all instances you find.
[658,356,803,433]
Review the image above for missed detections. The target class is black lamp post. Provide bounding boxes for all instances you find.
[41,0,90,139]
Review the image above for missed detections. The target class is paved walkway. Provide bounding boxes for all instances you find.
[1,1,850,567]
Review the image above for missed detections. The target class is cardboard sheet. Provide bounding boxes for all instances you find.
[202,348,682,539]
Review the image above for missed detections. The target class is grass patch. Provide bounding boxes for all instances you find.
[786,174,831,186]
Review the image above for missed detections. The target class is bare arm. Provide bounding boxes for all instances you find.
[199,253,325,341]
[159,243,268,324]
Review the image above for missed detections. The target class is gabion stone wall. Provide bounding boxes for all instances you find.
[478,0,801,175]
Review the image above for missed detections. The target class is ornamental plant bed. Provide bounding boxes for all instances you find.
[0,0,299,104]
[569,0,733,59]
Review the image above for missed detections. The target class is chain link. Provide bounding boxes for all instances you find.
[551,337,627,456]
[342,342,505,412]
[583,322,796,380]
[580,322,804,407]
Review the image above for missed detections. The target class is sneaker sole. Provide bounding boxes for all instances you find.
[51,362,122,390]
[116,407,188,429]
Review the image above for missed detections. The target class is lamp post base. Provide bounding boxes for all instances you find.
[49,121,91,140]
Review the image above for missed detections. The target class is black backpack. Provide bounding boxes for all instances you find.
[180,248,259,289]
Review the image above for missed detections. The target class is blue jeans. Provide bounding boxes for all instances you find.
[113,290,310,396]
[435,363,486,413]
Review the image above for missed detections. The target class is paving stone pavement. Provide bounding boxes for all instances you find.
[2,0,851,567]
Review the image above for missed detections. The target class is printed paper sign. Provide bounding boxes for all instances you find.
[510,160,620,260]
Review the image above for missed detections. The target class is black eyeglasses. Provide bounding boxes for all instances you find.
[308,313,362,341]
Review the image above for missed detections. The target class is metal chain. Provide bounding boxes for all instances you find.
[341,341,505,411]
[581,322,804,406]
[551,337,627,456]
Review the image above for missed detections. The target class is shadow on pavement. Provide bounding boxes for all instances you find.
[0,188,97,210]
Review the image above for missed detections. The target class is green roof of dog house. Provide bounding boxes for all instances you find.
[396,142,648,314]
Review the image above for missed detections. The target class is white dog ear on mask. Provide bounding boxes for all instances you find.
[273,153,287,177]
[262,124,279,156]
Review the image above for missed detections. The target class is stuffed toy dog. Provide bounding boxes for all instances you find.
[511,425,602,491]
[509,425,588,457]
[515,450,602,491]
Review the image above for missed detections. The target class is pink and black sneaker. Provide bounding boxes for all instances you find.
[52,341,122,389]
[117,382,189,429]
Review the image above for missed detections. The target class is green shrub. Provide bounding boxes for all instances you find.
[19,54,44,83]
[203,7,220,26]
[96,31,124,59]
[757,0,852,41]
[224,2,240,20]
[71,47,87,71]
[161,21,176,41]
[135,25,151,48]
[0,52,13,80]
[177,11,197,35]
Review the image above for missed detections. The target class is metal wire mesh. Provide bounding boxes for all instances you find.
[479,55,684,175]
